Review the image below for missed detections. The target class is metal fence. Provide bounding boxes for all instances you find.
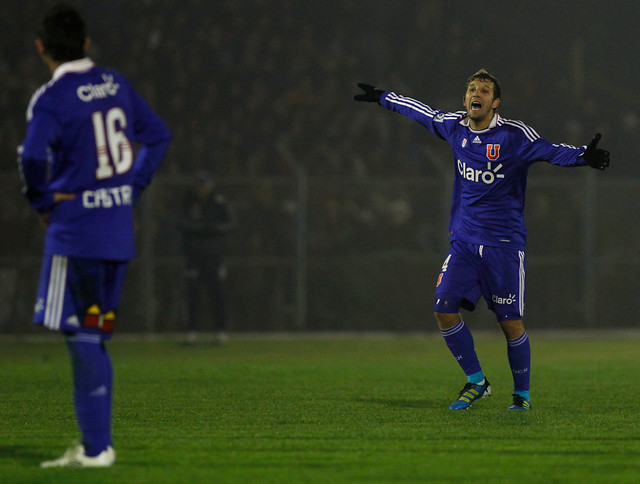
[1,167,637,335]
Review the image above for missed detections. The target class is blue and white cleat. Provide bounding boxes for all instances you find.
[449,379,492,410]
[508,394,531,411]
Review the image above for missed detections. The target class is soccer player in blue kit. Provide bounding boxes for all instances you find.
[18,4,171,465]
[354,70,609,410]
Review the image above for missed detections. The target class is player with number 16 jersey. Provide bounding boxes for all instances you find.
[19,58,171,260]
[19,3,171,467]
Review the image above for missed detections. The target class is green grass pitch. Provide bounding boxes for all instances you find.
[1,332,639,483]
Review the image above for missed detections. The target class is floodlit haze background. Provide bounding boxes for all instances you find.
[1,0,638,333]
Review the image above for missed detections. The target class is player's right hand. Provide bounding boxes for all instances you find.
[354,83,384,103]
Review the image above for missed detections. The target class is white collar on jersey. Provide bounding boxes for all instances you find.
[52,57,95,81]
[459,113,501,133]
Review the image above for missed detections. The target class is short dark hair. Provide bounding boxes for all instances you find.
[38,3,86,62]
[465,69,501,100]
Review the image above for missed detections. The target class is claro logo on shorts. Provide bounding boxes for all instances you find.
[492,293,517,305]
[458,160,505,184]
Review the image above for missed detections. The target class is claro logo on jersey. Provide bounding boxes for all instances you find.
[458,159,505,184]
[77,74,120,102]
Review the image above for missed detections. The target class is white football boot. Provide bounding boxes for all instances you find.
[41,443,116,468]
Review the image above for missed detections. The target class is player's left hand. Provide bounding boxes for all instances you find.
[38,193,75,230]
[583,133,610,170]
[53,192,75,203]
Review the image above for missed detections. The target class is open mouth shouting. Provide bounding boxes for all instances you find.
[470,100,483,112]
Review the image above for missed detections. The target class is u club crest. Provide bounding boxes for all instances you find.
[486,144,500,160]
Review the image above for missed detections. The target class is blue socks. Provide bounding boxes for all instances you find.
[65,333,113,456]
[442,321,531,401]
[507,332,530,400]
[441,320,483,382]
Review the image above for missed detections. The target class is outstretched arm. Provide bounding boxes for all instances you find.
[353,82,457,141]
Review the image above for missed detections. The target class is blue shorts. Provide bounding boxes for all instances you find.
[33,254,128,339]
[433,241,525,321]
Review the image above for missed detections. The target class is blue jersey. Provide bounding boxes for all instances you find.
[381,92,587,250]
[18,58,171,260]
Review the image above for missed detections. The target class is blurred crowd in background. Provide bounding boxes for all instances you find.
[3,0,638,178]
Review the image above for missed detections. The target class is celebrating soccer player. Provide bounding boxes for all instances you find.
[18,3,171,466]
[354,70,609,410]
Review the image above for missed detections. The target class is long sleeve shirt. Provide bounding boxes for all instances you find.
[18,58,171,259]
[381,91,587,250]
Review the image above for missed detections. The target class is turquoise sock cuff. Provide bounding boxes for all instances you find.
[515,390,530,400]
[467,371,485,384]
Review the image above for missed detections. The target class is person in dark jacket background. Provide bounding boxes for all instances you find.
[181,171,232,344]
